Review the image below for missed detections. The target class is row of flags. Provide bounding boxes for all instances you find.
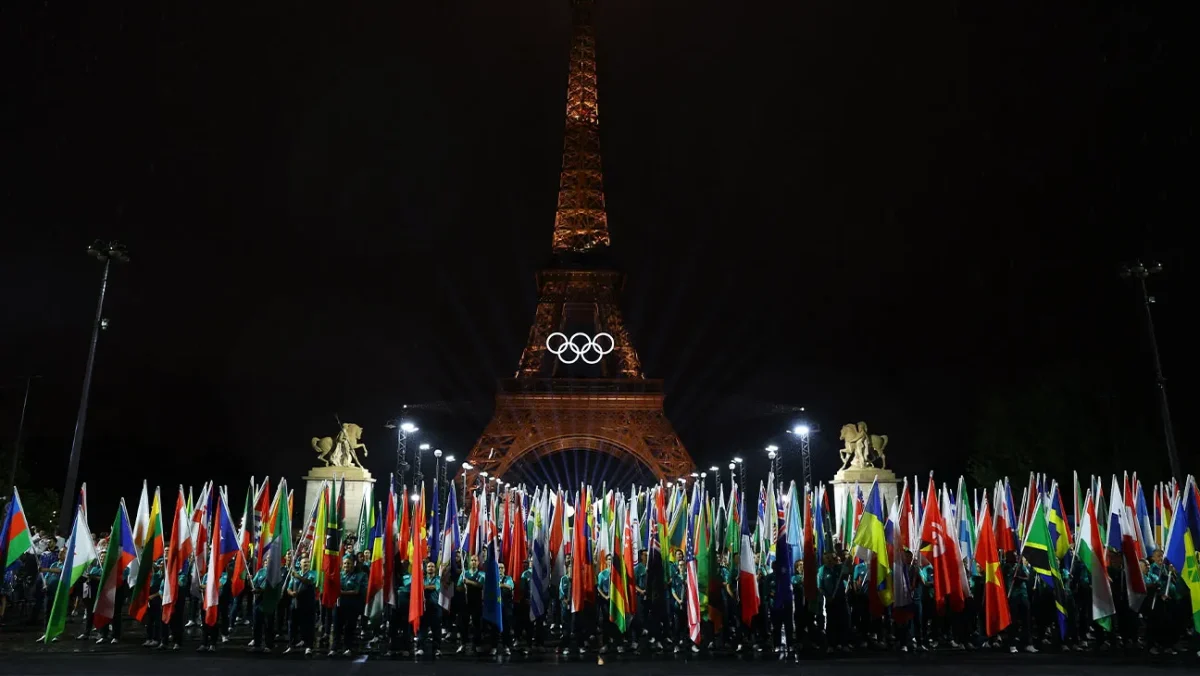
[2,469,1199,644]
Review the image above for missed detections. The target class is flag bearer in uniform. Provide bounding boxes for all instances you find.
[595,555,613,653]
[248,551,276,653]
[78,554,102,640]
[164,559,188,649]
[146,559,165,648]
[497,562,515,654]
[669,558,686,651]
[558,557,576,654]
[419,561,442,656]
[1002,550,1035,653]
[457,554,485,654]
[519,557,546,651]
[819,550,851,653]
[391,560,413,656]
[332,554,366,656]
[284,557,316,654]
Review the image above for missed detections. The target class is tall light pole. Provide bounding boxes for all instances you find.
[415,442,430,488]
[733,457,744,494]
[709,466,720,497]
[8,375,40,493]
[1120,260,1180,480]
[766,444,779,477]
[60,240,128,533]
[787,424,816,490]
[384,419,418,487]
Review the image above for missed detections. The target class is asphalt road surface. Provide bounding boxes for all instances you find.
[1,651,1196,676]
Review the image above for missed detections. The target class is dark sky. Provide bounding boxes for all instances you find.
[1,1,1191,520]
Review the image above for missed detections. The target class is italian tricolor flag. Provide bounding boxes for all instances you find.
[44,506,97,642]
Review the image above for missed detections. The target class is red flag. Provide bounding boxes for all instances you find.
[919,476,964,613]
[802,492,818,606]
[974,499,1010,636]
[408,485,426,630]
[162,486,193,624]
[397,485,410,563]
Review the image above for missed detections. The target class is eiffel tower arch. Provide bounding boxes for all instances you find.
[462,0,695,487]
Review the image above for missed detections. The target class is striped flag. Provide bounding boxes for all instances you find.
[92,500,137,629]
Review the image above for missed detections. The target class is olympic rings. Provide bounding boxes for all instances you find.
[545,331,614,365]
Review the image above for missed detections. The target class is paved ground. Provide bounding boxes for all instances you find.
[0,651,1197,676]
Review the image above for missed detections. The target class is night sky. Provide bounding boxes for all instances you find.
[1,1,1190,522]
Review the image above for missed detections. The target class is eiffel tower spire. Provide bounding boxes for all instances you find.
[552,0,610,255]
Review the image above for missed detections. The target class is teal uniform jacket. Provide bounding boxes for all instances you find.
[423,574,441,607]
[634,562,648,591]
[340,570,367,604]
[45,561,64,589]
[150,570,164,597]
[85,562,103,583]
[499,575,515,606]
[458,569,485,586]
[251,568,271,593]
[1002,562,1032,601]
[818,564,847,599]
[596,569,611,598]
[397,573,412,607]
[559,573,572,602]
[520,569,533,600]
[791,572,804,605]
[669,569,685,610]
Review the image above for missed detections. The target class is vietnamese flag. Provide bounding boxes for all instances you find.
[973,498,1010,637]
[93,500,137,629]
[408,484,427,631]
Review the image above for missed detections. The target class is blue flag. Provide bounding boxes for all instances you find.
[482,537,503,631]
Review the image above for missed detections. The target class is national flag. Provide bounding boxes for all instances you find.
[44,505,97,641]
[0,487,33,572]
[309,483,329,597]
[92,500,137,630]
[610,502,632,633]
[132,480,151,550]
[851,479,892,607]
[920,476,964,613]
[1107,476,1147,609]
[408,484,427,630]
[260,479,292,613]
[1162,477,1200,632]
[530,489,550,620]
[204,490,242,626]
[231,480,254,598]
[1020,496,1067,638]
[973,497,1010,636]
[1046,481,1071,560]
[162,486,192,623]
[128,487,164,621]
[253,477,272,568]
[956,476,977,574]
[1078,492,1116,631]
[438,485,460,611]
[738,534,759,624]
[321,479,344,609]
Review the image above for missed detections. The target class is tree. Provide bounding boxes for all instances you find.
[0,444,61,532]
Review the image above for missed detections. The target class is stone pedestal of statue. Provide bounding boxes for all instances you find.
[303,466,375,534]
[831,466,899,537]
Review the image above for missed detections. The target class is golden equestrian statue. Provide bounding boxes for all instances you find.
[312,422,369,468]
[838,421,888,470]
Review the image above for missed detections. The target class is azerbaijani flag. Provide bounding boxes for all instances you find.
[1,487,33,572]
[93,500,137,629]
[44,505,97,641]
[128,487,164,622]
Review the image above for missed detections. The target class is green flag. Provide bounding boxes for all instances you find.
[44,507,97,642]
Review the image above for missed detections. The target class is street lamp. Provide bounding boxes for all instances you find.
[60,240,128,532]
[1120,260,1181,481]
[460,461,472,513]
[766,444,779,477]
[433,448,443,495]
[733,457,745,493]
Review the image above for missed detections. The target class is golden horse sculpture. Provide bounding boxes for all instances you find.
[838,421,888,470]
[312,422,369,468]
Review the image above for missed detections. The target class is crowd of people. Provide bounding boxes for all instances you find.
[2,471,1199,661]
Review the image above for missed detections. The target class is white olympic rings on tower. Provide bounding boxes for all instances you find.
[545,331,614,365]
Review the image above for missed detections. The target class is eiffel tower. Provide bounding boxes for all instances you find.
[462,0,695,487]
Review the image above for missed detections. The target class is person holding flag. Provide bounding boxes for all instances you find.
[331,553,367,656]
[419,560,442,656]
[284,556,317,655]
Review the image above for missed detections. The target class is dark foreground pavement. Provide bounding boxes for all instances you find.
[1,650,1197,676]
